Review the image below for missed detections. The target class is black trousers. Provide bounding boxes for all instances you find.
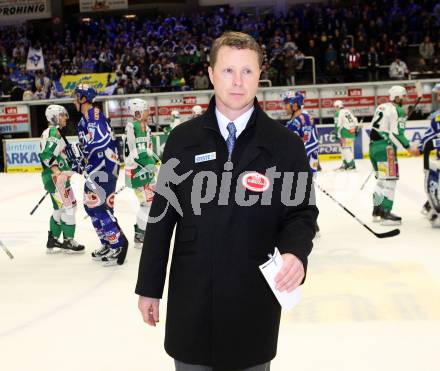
[174,360,271,371]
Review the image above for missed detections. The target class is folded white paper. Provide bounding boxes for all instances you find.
[259,247,301,312]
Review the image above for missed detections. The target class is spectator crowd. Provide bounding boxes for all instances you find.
[1,0,440,100]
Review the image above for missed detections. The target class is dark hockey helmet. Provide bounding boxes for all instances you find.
[282,90,304,108]
[74,83,97,103]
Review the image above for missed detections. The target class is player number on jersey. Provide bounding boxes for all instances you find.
[345,113,354,123]
[124,139,130,158]
[372,111,384,129]
[137,143,147,152]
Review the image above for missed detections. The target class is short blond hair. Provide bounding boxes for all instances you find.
[209,31,263,68]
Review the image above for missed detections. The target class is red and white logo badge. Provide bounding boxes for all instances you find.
[242,172,270,192]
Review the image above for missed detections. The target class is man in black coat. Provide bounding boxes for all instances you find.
[136,32,318,371]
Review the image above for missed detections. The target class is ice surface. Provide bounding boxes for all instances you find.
[1,158,439,371]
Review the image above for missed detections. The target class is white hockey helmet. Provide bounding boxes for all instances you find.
[388,85,407,101]
[171,109,180,119]
[333,100,344,109]
[432,83,440,93]
[192,105,202,116]
[45,105,68,126]
[127,98,149,118]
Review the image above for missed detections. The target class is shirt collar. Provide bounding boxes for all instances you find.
[215,105,255,141]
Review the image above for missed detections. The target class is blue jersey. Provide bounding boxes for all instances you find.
[419,110,440,158]
[286,112,319,158]
[77,107,119,175]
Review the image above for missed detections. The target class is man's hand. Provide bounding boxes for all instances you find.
[274,253,305,293]
[65,143,83,161]
[407,145,421,156]
[407,141,421,157]
[51,165,61,177]
[138,296,160,327]
[408,147,420,156]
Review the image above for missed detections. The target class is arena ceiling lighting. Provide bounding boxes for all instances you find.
[124,14,136,19]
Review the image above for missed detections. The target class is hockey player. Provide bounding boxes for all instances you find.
[163,109,181,135]
[369,85,420,225]
[68,84,128,266]
[124,98,157,248]
[283,90,320,234]
[170,109,181,129]
[419,82,440,227]
[191,105,203,118]
[334,100,358,170]
[39,105,85,254]
[283,90,319,172]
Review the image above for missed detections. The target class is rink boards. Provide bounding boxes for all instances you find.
[2,133,169,173]
[2,120,431,172]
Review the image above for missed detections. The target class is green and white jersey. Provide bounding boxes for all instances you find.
[39,126,70,172]
[124,120,154,169]
[39,126,71,193]
[334,108,358,139]
[370,102,410,148]
[124,120,156,188]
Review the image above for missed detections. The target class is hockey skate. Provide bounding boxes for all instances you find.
[428,211,440,228]
[61,238,85,254]
[46,231,62,254]
[372,206,382,223]
[91,244,111,261]
[134,225,145,249]
[380,210,402,226]
[101,247,121,266]
[421,201,432,216]
[335,161,347,171]
[102,238,128,266]
[345,160,356,170]
[336,160,356,171]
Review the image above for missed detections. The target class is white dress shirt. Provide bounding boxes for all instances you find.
[215,106,254,141]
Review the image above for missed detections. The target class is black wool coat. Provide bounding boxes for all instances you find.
[136,97,318,370]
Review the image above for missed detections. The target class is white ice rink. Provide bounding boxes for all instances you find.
[1,158,439,371]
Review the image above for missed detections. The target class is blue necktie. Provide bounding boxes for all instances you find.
[226,122,237,158]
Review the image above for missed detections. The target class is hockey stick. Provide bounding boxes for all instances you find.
[133,161,158,179]
[129,146,161,180]
[410,80,423,117]
[30,128,80,216]
[355,117,365,129]
[30,191,49,215]
[360,171,373,190]
[59,130,88,176]
[83,185,126,219]
[315,182,400,238]
[60,129,110,194]
[149,149,162,164]
[58,129,121,217]
[0,240,14,259]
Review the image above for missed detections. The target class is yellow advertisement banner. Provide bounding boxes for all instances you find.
[60,73,116,95]
[7,165,42,173]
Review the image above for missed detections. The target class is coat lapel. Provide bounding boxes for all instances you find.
[200,97,228,174]
[199,96,274,178]
[231,104,273,180]
[231,134,262,180]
